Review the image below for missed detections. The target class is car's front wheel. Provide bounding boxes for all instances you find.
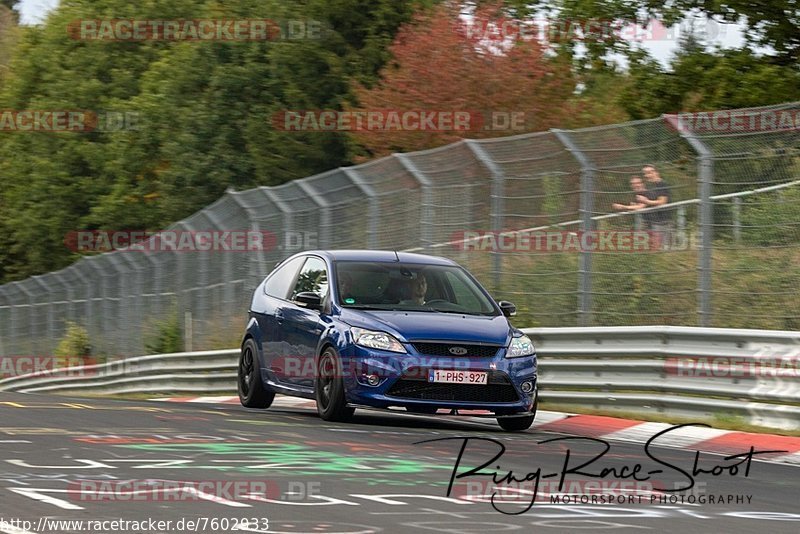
[315,347,355,422]
[238,338,275,408]
[497,396,537,432]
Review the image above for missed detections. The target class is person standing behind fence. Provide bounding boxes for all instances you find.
[637,165,673,248]
[612,176,656,229]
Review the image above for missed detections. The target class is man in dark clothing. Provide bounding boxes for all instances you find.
[612,176,657,229]
[637,165,673,247]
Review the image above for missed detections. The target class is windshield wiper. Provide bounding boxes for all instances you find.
[346,304,440,313]
[428,309,494,316]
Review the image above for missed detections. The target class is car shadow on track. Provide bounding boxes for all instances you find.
[265,405,536,435]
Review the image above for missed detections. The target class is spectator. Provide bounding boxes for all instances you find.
[638,165,673,245]
[612,176,655,228]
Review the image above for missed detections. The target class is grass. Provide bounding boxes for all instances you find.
[455,241,800,329]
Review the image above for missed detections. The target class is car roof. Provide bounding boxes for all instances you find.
[302,249,458,266]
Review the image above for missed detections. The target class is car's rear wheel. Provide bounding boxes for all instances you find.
[315,348,355,422]
[238,338,275,408]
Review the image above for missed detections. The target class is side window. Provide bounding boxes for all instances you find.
[444,271,482,309]
[263,257,305,299]
[291,257,329,301]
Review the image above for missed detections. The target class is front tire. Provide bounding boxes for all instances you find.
[497,414,535,432]
[497,397,537,432]
[315,348,355,422]
[238,338,275,408]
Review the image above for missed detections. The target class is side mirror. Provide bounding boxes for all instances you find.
[295,292,323,311]
[498,300,517,317]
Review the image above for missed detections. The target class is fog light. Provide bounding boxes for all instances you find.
[521,380,534,393]
[366,374,381,386]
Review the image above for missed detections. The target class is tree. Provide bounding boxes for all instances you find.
[348,3,579,157]
[619,42,800,120]
[0,0,436,282]
[638,0,800,65]
[0,1,19,81]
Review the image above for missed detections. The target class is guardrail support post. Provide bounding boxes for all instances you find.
[552,129,594,326]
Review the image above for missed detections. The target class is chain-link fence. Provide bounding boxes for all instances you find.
[1,102,798,359]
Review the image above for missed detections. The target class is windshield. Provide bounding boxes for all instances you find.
[334,261,499,316]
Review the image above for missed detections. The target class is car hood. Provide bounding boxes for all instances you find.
[339,309,512,345]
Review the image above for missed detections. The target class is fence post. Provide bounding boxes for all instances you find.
[110,253,139,356]
[30,276,55,355]
[552,129,594,327]
[465,140,505,292]
[69,265,90,336]
[677,205,686,235]
[260,187,294,259]
[296,180,331,249]
[667,115,714,326]
[342,167,379,249]
[13,282,35,356]
[225,189,256,308]
[203,207,234,329]
[0,286,8,355]
[732,197,742,244]
[394,153,434,250]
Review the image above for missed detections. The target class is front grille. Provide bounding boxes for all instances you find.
[387,368,519,403]
[412,342,501,358]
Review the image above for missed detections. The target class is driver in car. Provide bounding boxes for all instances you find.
[400,273,427,305]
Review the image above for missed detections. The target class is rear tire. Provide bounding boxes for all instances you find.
[238,338,275,408]
[315,348,355,422]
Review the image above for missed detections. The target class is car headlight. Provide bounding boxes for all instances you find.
[507,334,536,358]
[351,327,406,353]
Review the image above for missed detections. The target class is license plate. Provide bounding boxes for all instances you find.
[428,370,488,385]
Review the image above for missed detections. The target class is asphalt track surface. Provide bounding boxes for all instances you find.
[1,391,799,533]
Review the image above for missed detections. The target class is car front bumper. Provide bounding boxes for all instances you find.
[340,344,537,414]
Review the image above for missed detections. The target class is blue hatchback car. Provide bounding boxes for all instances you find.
[238,250,538,431]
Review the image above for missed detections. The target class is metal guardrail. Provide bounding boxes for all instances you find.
[1,327,799,429]
[0,349,238,395]
[524,326,800,430]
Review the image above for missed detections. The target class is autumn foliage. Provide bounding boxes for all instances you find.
[349,3,578,157]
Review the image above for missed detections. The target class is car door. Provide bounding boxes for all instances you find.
[281,256,330,388]
[253,256,305,384]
